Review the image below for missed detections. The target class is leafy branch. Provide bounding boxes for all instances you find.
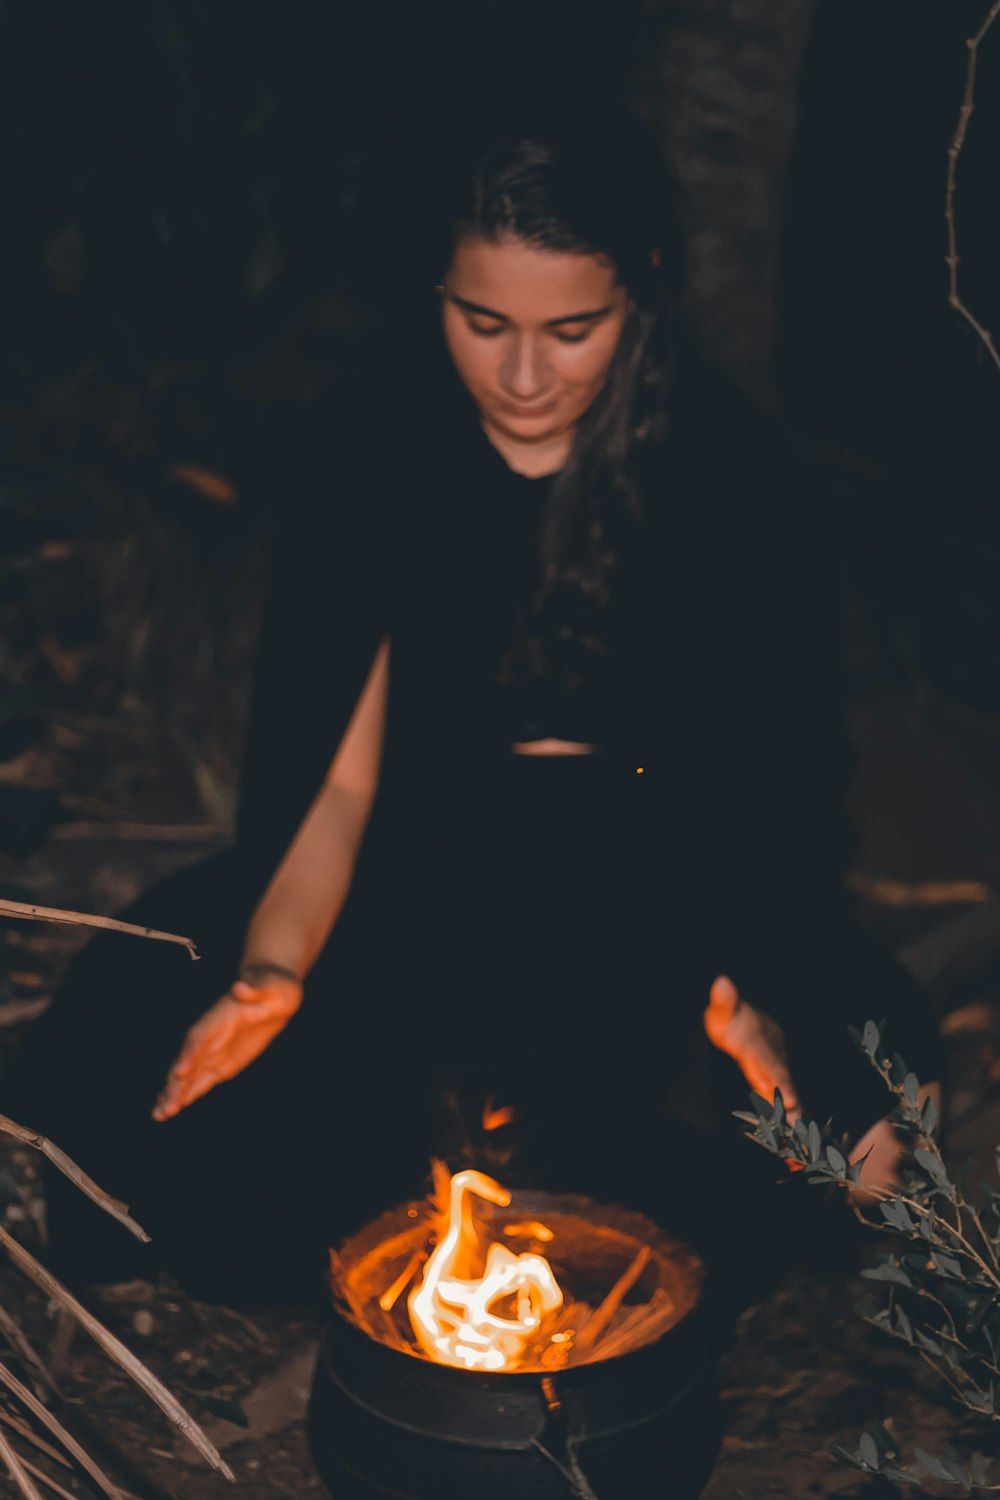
[735,1020,999,1491]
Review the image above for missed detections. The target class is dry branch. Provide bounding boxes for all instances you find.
[0,1408,72,1470]
[0,1426,45,1500]
[0,1360,119,1499]
[945,0,1000,367]
[0,1305,57,1396]
[0,1230,234,1482]
[0,899,199,961]
[0,1117,149,1244]
[16,1451,81,1500]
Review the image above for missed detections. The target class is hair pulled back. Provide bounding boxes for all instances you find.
[434,104,684,699]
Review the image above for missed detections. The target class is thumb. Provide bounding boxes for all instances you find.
[707,973,739,1022]
[230,980,262,1002]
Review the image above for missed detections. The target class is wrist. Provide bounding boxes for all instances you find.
[237,960,303,989]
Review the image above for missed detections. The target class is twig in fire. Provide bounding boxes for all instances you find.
[735,1020,999,1491]
[946,0,1000,370]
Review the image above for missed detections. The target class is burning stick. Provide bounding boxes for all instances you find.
[583,1288,675,1364]
[0,899,198,960]
[379,1251,426,1314]
[329,1250,379,1339]
[571,1245,651,1361]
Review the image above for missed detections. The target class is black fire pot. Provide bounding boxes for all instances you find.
[308,1190,720,1500]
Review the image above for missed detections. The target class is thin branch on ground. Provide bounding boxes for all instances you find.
[0,1117,149,1244]
[0,1306,58,1397]
[945,0,1000,367]
[0,1407,73,1471]
[0,1426,45,1500]
[16,1450,82,1500]
[0,1359,123,1500]
[0,1229,234,1481]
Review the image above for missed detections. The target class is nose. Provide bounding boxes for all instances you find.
[498,332,553,402]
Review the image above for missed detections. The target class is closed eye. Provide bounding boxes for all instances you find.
[467,317,505,338]
[552,325,593,345]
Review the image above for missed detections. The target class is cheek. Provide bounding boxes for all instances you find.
[558,328,623,396]
[443,319,498,394]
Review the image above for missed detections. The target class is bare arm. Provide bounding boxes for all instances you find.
[240,637,389,981]
[153,639,389,1121]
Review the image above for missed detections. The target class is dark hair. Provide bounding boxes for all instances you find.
[439,105,684,701]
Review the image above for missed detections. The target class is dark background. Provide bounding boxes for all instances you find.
[1,9,1000,1493]
[2,0,1000,861]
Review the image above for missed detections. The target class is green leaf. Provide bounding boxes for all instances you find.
[807,1120,822,1162]
[825,1144,846,1175]
[862,1020,881,1058]
[830,1444,867,1472]
[914,1448,960,1482]
[970,1453,994,1486]
[861,1262,912,1287]
[921,1095,939,1135]
[858,1431,879,1470]
[903,1072,919,1106]
[879,1200,915,1233]
[914,1148,950,1188]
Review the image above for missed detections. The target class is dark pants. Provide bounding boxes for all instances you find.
[3,841,872,1317]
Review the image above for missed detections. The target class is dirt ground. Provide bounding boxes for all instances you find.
[0,627,998,1498]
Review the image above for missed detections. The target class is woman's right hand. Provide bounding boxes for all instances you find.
[152,976,303,1122]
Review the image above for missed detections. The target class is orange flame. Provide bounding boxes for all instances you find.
[408,1169,563,1371]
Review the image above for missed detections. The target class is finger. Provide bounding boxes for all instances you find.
[152,1061,190,1118]
[230,980,261,1002]
[155,1072,208,1121]
[704,976,742,1050]
[173,1069,222,1114]
[153,1053,216,1120]
[152,1082,183,1121]
[707,974,739,1022]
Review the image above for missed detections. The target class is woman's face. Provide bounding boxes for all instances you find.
[441,234,629,473]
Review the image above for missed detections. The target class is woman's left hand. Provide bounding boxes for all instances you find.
[704,976,943,1197]
[849,1080,942,1199]
[704,974,802,1119]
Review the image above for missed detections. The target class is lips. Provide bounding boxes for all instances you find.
[496,398,558,420]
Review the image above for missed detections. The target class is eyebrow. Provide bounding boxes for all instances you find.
[445,290,613,326]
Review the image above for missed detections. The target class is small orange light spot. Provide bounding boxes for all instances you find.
[635,766,645,775]
[482,1096,516,1132]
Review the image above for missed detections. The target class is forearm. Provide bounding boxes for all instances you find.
[239,783,371,981]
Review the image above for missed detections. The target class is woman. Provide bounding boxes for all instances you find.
[9,106,938,1306]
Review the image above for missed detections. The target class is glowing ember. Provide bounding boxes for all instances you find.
[408,1169,564,1371]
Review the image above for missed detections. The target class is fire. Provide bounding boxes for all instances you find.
[408,1169,563,1371]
